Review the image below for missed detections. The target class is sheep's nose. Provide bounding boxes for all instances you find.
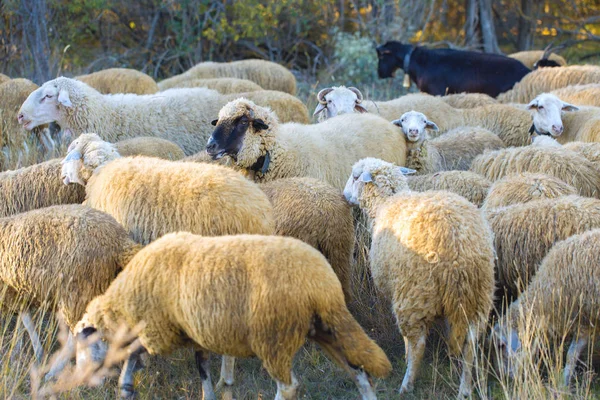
[17,113,24,123]
[409,129,419,135]
[206,137,218,153]
[552,125,563,135]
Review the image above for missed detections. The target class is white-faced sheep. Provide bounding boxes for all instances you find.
[407,171,492,207]
[439,92,498,109]
[482,173,577,209]
[157,59,297,94]
[313,86,367,122]
[160,77,263,93]
[551,83,600,107]
[524,93,579,141]
[507,50,567,69]
[485,195,600,297]
[206,98,407,190]
[75,68,159,95]
[470,146,600,198]
[497,65,600,103]
[492,229,600,388]
[75,233,391,399]
[344,157,495,397]
[62,134,275,244]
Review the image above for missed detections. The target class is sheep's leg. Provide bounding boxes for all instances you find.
[400,333,426,394]
[20,312,44,364]
[274,371,298,400]
[563,334,589,387]
[119,347,144,398]
[352,368,377,400]
[194,351,216,400]
[216,355,235,399]
[458,324,478,399]
[44,331,75,381]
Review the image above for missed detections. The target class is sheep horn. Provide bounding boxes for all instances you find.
[317,88,334,105]
[541,41,555,60]
[348,87,364,103]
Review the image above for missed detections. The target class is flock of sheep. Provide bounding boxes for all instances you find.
[1,52,600,399]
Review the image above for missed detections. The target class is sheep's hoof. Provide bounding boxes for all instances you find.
[398,384,413,395]
[120,384,136,398]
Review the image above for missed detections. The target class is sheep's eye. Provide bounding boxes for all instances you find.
[538,106,544,110]
[327,100,332,103]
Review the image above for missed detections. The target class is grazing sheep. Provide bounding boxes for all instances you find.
[482,173,577,209]
[313,86,368,121]
[493,229,600,387]
[343,157,495,397]
[563,141,600,170]
[158,59,297,94]
[507,50,567,69]
[221,90,310,124]
[75,68,159,95]
[75,233,392,399]
[113,137,185,160]
[440,92,498,109]
[497,65,600,103]
[260,177,354,302]
[551,83,600,107]
[206,98,407,190]
[0,73,9,85]
[160,77,263,94]
[62,134,275,244]
[485,195,600,297]
[407,171,492,207]
[470,146,600,198]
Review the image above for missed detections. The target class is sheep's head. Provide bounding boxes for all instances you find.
[392,111,439,142]
[61,133,120,186]
[313,86,367,120]
[344,157,415,215]
[18,77,89,130]
[490,318,523,381]
[527,93,578,137]
[206,98,277,169]
[74,309,110,374]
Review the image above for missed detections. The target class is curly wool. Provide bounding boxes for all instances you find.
[563,141,600,170]
[507,50,567,69]
[407,171,492,207]
[551,83,600,107]
[439,92,498,109]
[82,233,391,383]
[76,68,159,95]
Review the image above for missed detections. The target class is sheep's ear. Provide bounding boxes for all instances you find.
[252,119,269,131]
[359,171,372,183]
[211,119,218,126]
[527,100,539,110]
[57,89,73,108]
[62,149,82,164]
[398,167,417,175]
[425,120,439,131]
[313,103,327,116]
[391,119,403,127]
[354,103,368,113]
[562,102,579,112]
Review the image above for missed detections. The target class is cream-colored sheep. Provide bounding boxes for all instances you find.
[75,233,391,399]
[493,229,600,387]
[0,73,9,85]
[482,173,577,209]
[497,65,600,103]
[158,59,297,94]
[113,137,185,160]
[160,77,263,93]
[75,68,159,95]
[62,134,275,245]
[206,98,407,190]
[344,157,495,397]
[440,92,498,109]
[470,146,600,198]
[551,83,600,107]
[507,50,567,69]
[407,171,492,207]
[563,141,600,170]
[221,90,310,124]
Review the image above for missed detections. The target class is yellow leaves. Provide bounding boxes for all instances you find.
[129,21,136,29]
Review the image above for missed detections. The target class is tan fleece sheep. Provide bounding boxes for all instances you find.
[497,65,600,103]
[482,173,577,209]
[407,171,492,207]
[507,50,567,69]
[470,146,600,198]
[563,141,600,170]
[344,157,495,397]
[551,83,600,107]
[161,77,263,93]
[75,68,159,95]
[440,92,498,109]
[62,134,274,245]
[206,98,407,190]
[113,136,185,160]
[221,90,310,124]
[75,233,391,400]
[485,195,600,297]
[157,59,297,94]
[0,73,9,85]
[493,229,600,387]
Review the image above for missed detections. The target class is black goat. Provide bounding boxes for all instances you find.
[376,41,531,97]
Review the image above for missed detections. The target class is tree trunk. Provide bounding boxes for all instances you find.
[517,0,534,50]
[464,0,481,50]
[479,0,501,54]
[19,0,52,84]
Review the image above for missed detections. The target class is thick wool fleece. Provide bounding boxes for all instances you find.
[507,50,567,69]
[439,92,498,109]
[486,195,600,297]
[83,233,391,383]
[560,107,600,143]
[483,173,577,209]
[218,99,407,190]
[563,141,600,170]
[407,171,492,207]
[163,77,263,93]
[551,84,600,107]
[114,137,185,160]
[221,90,310,124]
[76,68,159,95]
[84,157,274,244]
[471,146,600,198]
[0,205,140,329]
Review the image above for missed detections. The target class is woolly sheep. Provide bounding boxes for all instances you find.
[482,173,577,209]
[551,83,600,107]
[206,98,407,190]
[221,90,310,124]
[492,229,600,387]
[507,50,567,69]
[62,134,275,244]
[407,171,492,207]
[525,93,579,138]
[440,92,498,109]
[530,134,562,148]
[75,233,392,399]
[497,65,600,103]
[563,141,600,170]
[313,86,368,122]
[0,73,9,85]
[113,136,185,160]
[485,195,600,297]
[160,77,263,93]
[75,68,159,95]
[158,59,297,94]
[344,158,495,397]
[470,146,600,198]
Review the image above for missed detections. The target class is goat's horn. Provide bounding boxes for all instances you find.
[317,88,334,105]
[348,87,364,103]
